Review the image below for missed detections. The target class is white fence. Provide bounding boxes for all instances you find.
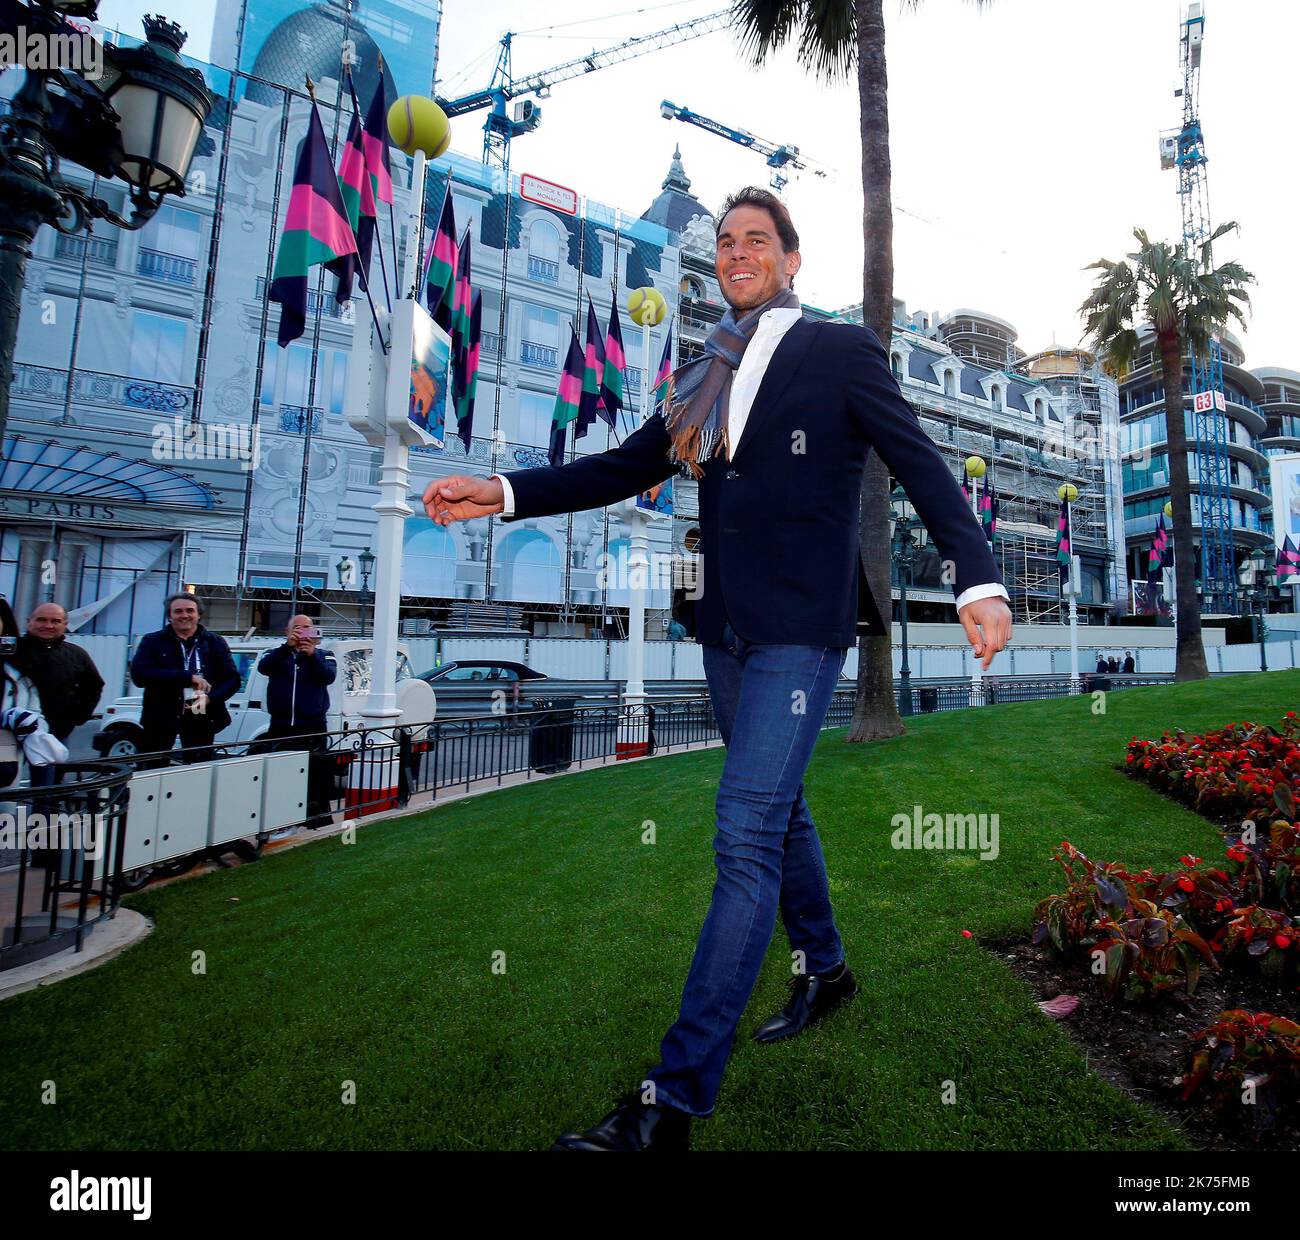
[66,631,1300,707]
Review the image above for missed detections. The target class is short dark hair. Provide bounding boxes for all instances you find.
[716,187,800,254]
[164,591,203,619]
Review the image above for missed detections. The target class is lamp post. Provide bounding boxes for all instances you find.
[358,547,375,635]
[0,6,213,443]
[1240,546,1270,673]
[889,484,927,717]
[1059,483,1081,694]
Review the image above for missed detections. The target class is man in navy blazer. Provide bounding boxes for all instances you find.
[424,187,1012,1150]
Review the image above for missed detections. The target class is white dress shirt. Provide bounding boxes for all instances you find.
[492,306,1009,615]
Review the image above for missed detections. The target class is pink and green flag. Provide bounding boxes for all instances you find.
[1147,515,1169,587]
[600,303,626,419]
[333,90,375,304]
[577,296,607,440]
[550,330,584,466]
[423,184,457,333]
[1277,535,1299,580]
[453,290,481,452]
[450,228,473,366]
[1055,497,1072,590]
[361,74,393,209]
[653,325,673,406]
[269,102,358,347]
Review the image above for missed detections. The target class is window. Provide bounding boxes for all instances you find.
[991,384,1002,411]
[517,391,553,448]
[943,370,956,397]
[128,311,186,383]
[521,304,561,369]
[329,349,348,415]
[137,205,200,284]
[891,353,903,381]
[527,217,562,283]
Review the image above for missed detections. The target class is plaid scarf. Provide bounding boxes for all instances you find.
[662,288,801,479]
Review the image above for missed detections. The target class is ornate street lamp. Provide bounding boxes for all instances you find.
[0,5,214,442]
[1239,546,1271,673]
[357,547,376,637]
[889,484,929,716]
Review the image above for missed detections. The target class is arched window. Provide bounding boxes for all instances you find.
[990,384,1003,411]
[495,529,562,602]
[943,369,956,398]
[401,519,457,597]
[527,218,561,283]
[891,353,903,381]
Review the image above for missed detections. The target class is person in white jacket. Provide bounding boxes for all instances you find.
[0,598,67,789]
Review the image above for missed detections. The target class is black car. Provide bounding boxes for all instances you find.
[419,660,549,719]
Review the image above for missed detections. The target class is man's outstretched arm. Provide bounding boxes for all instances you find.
[424,411,677,526]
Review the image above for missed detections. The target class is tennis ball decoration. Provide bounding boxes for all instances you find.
[387,95,451,158]
[627,285,667,327]
[964,455,986,479]
[1058,482,1079,503]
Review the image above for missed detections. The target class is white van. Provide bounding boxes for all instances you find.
[93,638,435,757]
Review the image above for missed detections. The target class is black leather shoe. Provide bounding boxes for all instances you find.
[550,1092,692,1151]
[751,964,858,1043]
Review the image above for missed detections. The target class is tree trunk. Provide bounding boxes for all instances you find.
[847,0,904,743]
[1158,332,1209,680]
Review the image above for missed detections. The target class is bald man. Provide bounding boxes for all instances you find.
[257,616,337,827]
[14,602,104,741]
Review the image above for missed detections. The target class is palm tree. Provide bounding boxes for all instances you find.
[732,0,990,743]
[1079,223,1253,681]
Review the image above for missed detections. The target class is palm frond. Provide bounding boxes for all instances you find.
[731,0,807,67]
[797,0,856,80]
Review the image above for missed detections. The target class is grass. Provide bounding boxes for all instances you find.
[2,669,1297,1151]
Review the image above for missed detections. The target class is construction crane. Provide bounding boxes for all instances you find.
[438,10,734,168]
[659,99,830,192]
[1158,1,1235,614]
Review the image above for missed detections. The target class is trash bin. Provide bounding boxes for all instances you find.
[918,686,939,713]
[529,696,578,773]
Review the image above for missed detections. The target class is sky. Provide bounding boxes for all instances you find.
[99,0,1299,368]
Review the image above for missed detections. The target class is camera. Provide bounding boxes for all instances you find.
[0,636,16,657]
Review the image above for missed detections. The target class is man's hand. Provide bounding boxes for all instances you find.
[423,475,505,526]
[959,597,1013,670]
[191,675,211,692]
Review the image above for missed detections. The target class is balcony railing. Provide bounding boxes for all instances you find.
[254,277,347,319]
[481,332,501,357]
[137,248,197,286]
[520,341,559,369]
[11,363,193,415]
[527,255,560,283]
[53,232,118,268]
[279,405,324,434]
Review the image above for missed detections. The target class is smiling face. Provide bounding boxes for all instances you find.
[168,597,200,639]
[715,203,801,312]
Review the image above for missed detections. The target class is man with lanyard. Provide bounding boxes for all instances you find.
[257,615,337,828]
[130,593,240,763]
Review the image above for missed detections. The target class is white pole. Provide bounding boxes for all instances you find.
[363,149,426,725]
[624,320,653,707]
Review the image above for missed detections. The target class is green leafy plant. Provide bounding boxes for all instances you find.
[1181,1010,1300,1133]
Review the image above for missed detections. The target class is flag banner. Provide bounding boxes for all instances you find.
[450,228,473,369]
[1278,534,1300,579]
[424,184,457,331]
[653,325,673,407]
[1055,498,1071,590]
[578,295,607,439]
[550,330,583,467]
[453,289,481,452]
[269,102,359,347]
[402,299,451,447]
[960,463,970,506]
[979,468,995,543]
[361,74,394,207]
[637,474,673,519]
[1147,514,1169,586]
[600,302,626,420]
[334,91,376,303]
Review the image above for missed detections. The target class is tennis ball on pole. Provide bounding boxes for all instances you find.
[387,95,451,158]
[965,455,986,479]
[627,286,667,327]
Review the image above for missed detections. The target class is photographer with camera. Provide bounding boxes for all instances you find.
[257,615,337,828]
[129,593,239,764]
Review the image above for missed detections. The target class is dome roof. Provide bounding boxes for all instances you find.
[246,0,395,107]
[641,145,712,235]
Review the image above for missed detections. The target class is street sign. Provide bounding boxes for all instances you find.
[520,173,577,215]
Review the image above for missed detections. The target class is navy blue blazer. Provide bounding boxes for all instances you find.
[500,320,1004,647]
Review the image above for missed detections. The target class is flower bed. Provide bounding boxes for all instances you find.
[1019,711,1300,1146]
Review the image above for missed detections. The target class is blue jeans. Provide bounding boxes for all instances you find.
[645,618,849,1117]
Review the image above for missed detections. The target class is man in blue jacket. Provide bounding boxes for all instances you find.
[257,615,337,827]
[131,593,240,763]
[423,187,1013,1150]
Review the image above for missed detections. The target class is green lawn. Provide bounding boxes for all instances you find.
[2,670,1296,1151]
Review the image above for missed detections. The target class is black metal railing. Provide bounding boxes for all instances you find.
[0,763,131,972]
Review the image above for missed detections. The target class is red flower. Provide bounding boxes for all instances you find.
[1274,934,1292,950]
[1177,877,1195,892]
